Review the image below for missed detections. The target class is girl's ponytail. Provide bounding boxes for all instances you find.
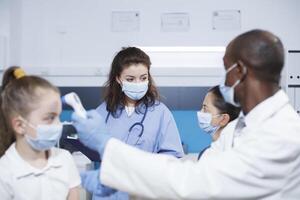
[0,66,20,156]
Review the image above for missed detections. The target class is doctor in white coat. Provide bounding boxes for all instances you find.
[72,29,300,199]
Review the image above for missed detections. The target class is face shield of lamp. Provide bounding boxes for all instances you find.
[18,89,62,141]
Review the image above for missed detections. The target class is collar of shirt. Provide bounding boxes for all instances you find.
[6,143,62,179]
[125,106,135,117]
[243,89,289,129]
[123,102,147,116]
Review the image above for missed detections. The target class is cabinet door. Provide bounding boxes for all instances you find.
[287,51,300,86]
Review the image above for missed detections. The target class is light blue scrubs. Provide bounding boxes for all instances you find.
[94,101,184,200]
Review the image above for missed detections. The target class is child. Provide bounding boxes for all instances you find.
[0,67,80,199]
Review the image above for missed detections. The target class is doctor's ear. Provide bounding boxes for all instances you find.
[11,116,26,136]
[237,60,247,75]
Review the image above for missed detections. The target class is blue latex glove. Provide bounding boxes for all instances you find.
[71,110,112,155]
[81,169,116,197]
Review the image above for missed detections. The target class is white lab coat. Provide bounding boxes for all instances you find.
[100,90,300,199]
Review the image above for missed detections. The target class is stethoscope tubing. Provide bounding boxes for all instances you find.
[105,106,148,145]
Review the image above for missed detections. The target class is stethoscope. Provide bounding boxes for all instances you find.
[105,106,148,145]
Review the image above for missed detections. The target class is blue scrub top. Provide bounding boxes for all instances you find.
[94,101,184,200]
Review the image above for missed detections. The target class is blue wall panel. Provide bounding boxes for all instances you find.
[172,111,211,153]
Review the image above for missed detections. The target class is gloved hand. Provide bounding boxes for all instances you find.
[71,110,111,155]
[81,169,116,197]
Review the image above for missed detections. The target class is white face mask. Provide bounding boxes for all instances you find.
[23,119,63,151]
[197,111,220,136]
[219,63,246,107]
[122,81,149,101]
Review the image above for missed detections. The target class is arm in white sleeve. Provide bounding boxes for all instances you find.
[100,138,288,199]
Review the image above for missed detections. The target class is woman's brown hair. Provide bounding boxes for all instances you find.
[0,66,59,156]
[104,47,159,117]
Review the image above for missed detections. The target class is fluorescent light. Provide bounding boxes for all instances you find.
[138,46,225,52]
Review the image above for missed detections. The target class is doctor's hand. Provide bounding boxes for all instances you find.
[71,110,111,155]
[81,169,116,197]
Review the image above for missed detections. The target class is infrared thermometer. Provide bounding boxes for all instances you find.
[62,92,87,119]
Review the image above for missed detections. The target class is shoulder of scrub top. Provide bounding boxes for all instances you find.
[149,100,170,112]
[96,101,123,119]
[145,101,176,123]
[96,101,107,114]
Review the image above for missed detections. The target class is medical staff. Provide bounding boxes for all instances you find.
[81,47,184,199]
[73,29,300,199]
[197,85,240,159]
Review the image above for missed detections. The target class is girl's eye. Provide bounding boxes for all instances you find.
[44,115,55,123]
[141,77,148,81]
[126,78,134,82]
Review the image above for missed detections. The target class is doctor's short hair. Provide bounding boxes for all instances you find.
[104,47,159,117]
[0,66,59,156]
[208,86,241,122]
[227,29,284,84]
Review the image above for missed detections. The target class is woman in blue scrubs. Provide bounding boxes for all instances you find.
[84,47,184,199]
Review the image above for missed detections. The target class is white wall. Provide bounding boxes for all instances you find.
[0,0,10,70]
[0,0,9,36]
[1,0,300,86]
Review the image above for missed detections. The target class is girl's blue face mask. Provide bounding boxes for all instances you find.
[122,81,149,101]
[23,119,63,151]
[197,111,220,136]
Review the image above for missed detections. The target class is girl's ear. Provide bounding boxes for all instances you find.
[11,116,26,136]
[219,113,230,127]
[116,76,121,85]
